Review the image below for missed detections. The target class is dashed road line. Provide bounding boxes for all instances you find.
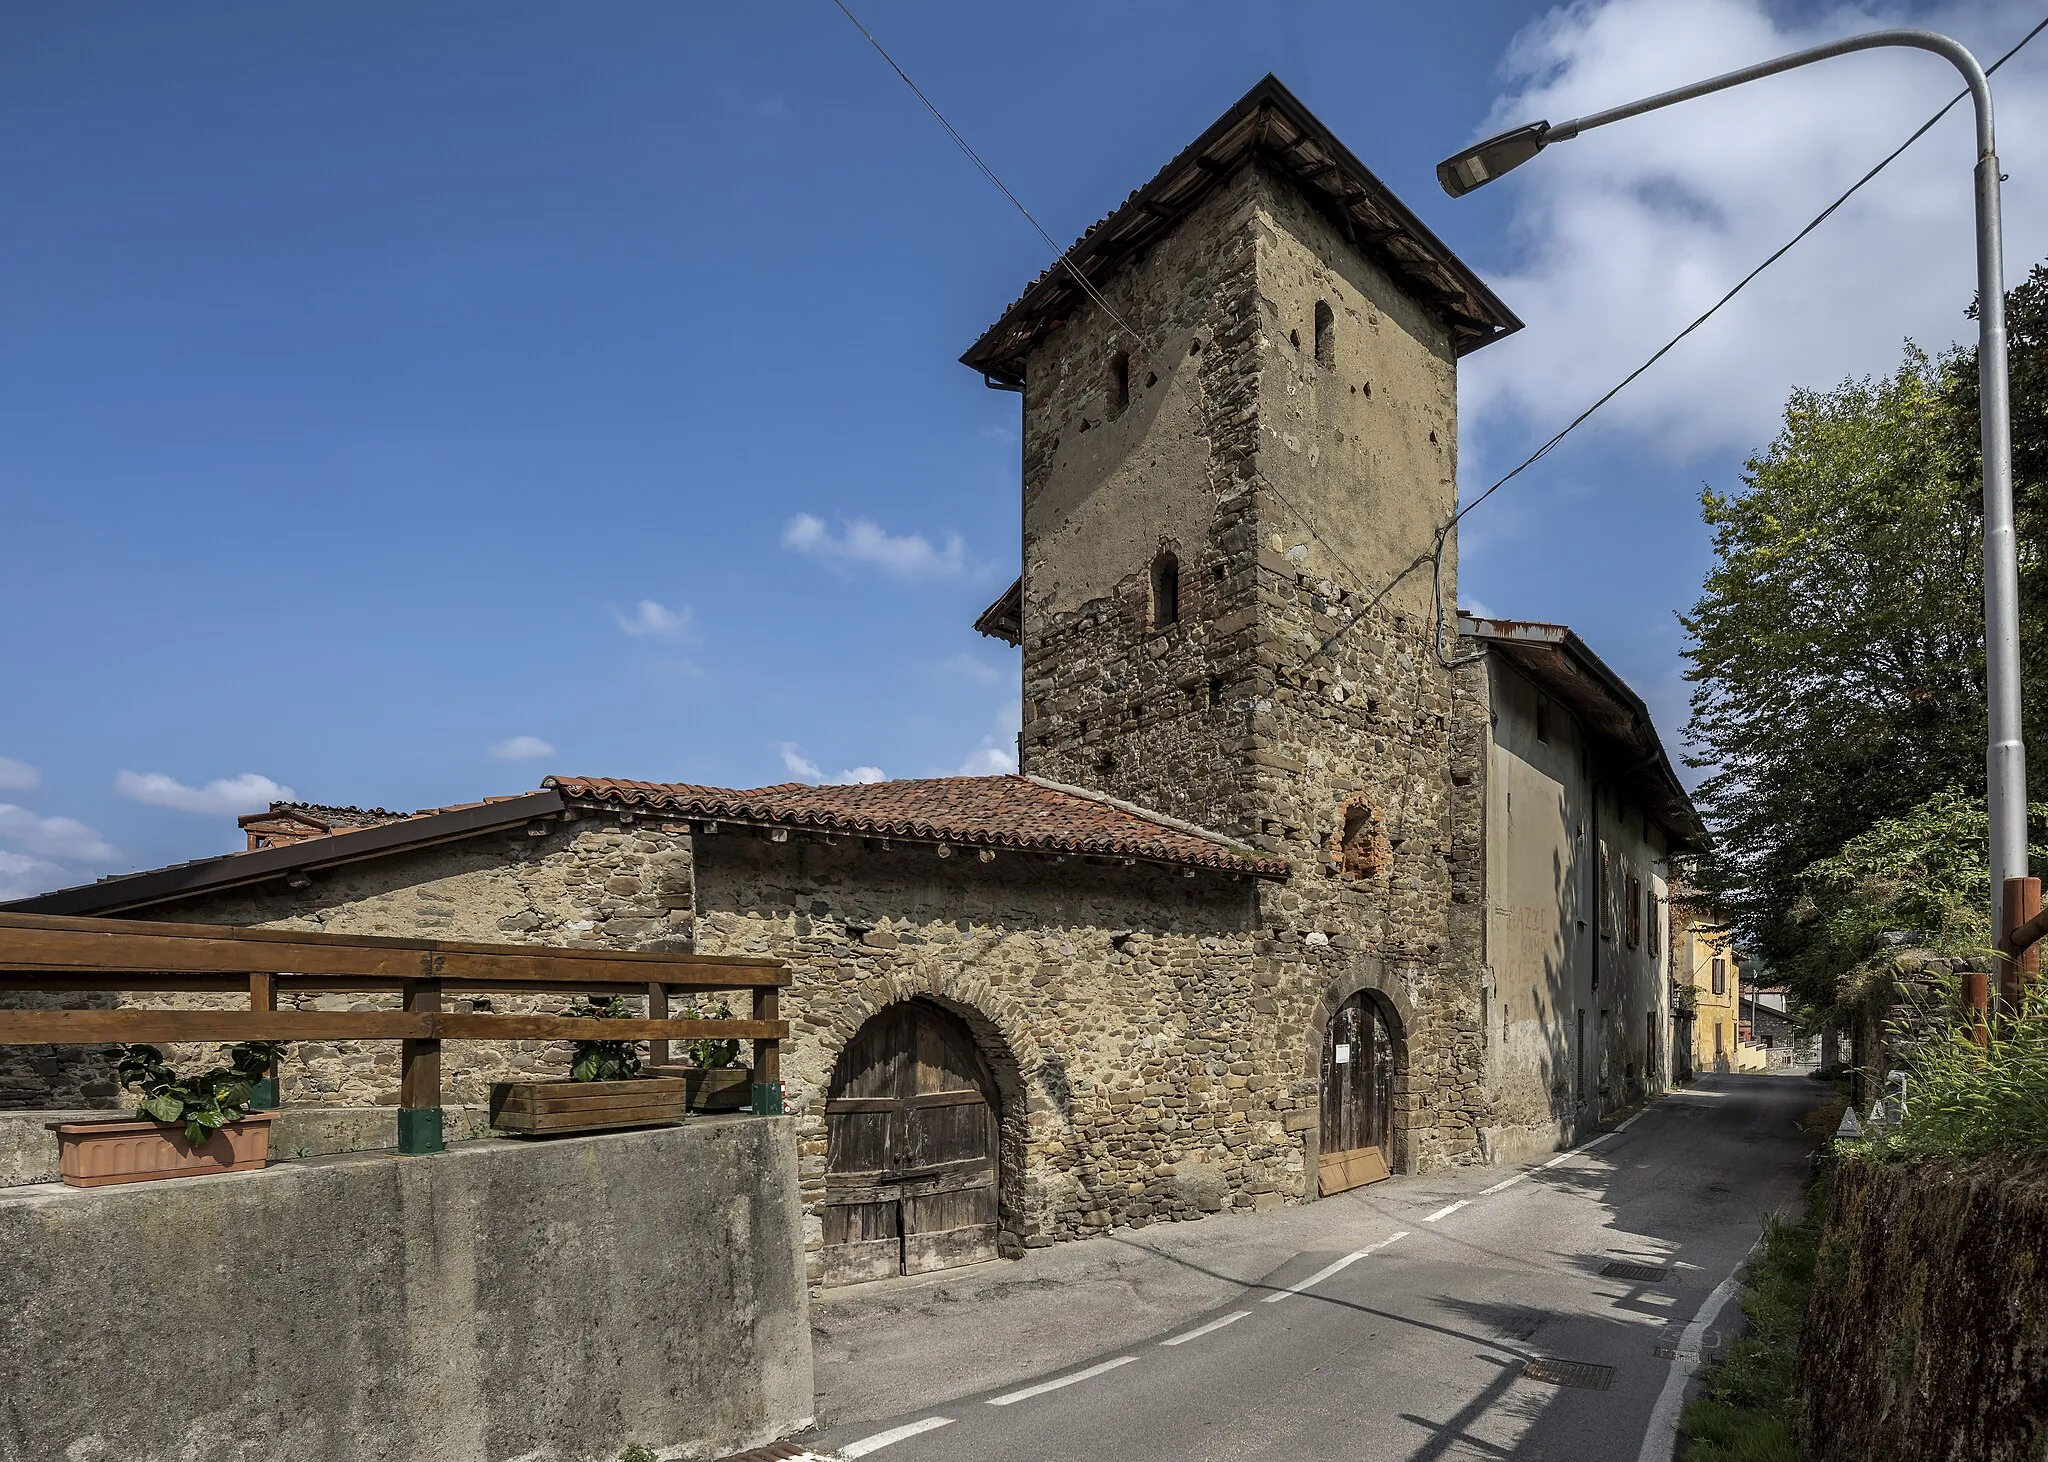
[1160,1310,1251,1346]
[1263,1230,1409,1303]
[839,1416,955,1456]
[986,1356,1138,1406]
[1422,1199,1469,1223]
[1480,1131,1620,1195]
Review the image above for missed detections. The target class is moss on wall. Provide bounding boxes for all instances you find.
[1796,1152,2048,1461]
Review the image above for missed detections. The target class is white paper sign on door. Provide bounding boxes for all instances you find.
[1334,1043,1352,1064]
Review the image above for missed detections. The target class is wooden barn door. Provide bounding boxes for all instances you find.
[1318,992,1395,1195]
[821,1002,1001,1287]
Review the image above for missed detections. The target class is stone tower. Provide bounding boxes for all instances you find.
[964,77,1518,880]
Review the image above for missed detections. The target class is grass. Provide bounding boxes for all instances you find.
[1677,1175,1826,1461]
[1846,973,2048,1159]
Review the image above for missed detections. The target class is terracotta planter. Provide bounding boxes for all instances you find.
[489,1076,689,1136]
[46,1112,276,1188]
[653,1064,752,1112]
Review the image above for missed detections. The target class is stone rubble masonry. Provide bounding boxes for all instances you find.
[1013,160,1491,1175]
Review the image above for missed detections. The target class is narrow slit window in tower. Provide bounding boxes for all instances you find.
[1150,551,1180,629]
[1108,350,1130,419]
[1314,300,1335,369]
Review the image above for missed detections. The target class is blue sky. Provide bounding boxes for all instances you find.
[3,1,2045,893]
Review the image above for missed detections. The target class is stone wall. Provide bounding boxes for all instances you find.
[688,831,1412,1274]
[1010,159,1493,1177]
[1797,1152,2048,1462]
[0,1117,812,1462]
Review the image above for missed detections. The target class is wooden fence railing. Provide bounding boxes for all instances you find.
[0,910,789,1153]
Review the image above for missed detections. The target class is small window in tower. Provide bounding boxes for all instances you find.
[1108,351,1130,419]
[1150,550,1180,629]
[1314,300,1335,369]
[1536,700,1550,744]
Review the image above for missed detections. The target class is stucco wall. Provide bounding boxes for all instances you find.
[0,1117,812,1462]
[1482,656,1672,1161]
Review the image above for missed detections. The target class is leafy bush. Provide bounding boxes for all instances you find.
[1846,972,2048,1158]
[104,1040,286,1146]
[565,996,643,1083]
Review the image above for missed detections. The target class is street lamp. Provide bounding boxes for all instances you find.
[1440,29,2026,982]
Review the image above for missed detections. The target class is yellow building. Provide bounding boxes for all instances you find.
[1674,922,1745,1073]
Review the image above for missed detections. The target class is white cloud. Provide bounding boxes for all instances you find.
[940,653,1004,686]
[0,757,40,793]
[782,513,978,580]
[1458,0,2048,467]
[614,599,691,638]
[0,804,116,862]
[956,745,1018,776]
[778,743,888,785]
[489,735,556,762]
[114,771,293,817]
[0,850,63,901]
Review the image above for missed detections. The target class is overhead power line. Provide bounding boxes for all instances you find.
[826,0,1147,349]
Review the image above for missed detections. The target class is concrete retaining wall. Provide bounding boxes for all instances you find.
[1797,1153,2048,1461]
[0,1116,812,1462]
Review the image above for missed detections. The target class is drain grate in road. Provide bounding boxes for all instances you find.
[1522,1356,1616,1391]
[1601,1260,1672,1283]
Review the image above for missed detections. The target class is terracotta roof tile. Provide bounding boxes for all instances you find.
[546,775,1287,879]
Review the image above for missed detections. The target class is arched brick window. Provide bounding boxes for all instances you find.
[1335,795,1390,879]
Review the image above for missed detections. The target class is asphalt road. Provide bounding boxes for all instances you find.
[802,1071,1821,1462]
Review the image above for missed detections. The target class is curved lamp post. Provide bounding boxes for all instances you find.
[1439,29,2026,998]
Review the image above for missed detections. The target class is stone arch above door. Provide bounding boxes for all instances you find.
[1302,963,1414,1186]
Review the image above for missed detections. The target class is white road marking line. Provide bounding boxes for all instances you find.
[1422,1199,1469,1223]
[1160,1310,1251,1346]
[1263,1230,1410,1303]
[1614,1112,1642,1132]
[1481,1130,1620,1194]
[986,1356,1138,1406]
[841,1416,956,1456]
[1635,1241,1762,1462]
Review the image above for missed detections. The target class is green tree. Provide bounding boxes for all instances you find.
[1682,349,1986,1006]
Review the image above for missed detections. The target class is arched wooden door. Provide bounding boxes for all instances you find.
[1318,992,1395,1195]
[821,1001,1001,1286]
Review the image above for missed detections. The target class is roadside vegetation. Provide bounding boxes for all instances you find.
[1678,1206,1822,1462]
[1682,262,2048,1029]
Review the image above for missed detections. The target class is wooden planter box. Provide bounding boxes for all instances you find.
[653,1064,752,1113]
[47,1111,276,1188]
[489,1076,689,1136]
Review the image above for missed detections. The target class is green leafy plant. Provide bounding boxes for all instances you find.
[618,1446,658,1462]
[679,999,739,1070]
[103,1040,286,1146]
[566,995,643,1083]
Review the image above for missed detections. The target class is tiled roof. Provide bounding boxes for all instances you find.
[547,775,1288,878]
[960,75,1520,384]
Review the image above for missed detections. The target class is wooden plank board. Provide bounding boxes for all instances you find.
[1317,1147,1390,1196]
[490,1108,685,1134]
[0,911,786,985]
[492,1079,689,1114]
[902,1223,998,1275]
[0,1010,789,1045]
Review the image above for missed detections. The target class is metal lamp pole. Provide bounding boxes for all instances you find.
[1438,29,2025,985]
